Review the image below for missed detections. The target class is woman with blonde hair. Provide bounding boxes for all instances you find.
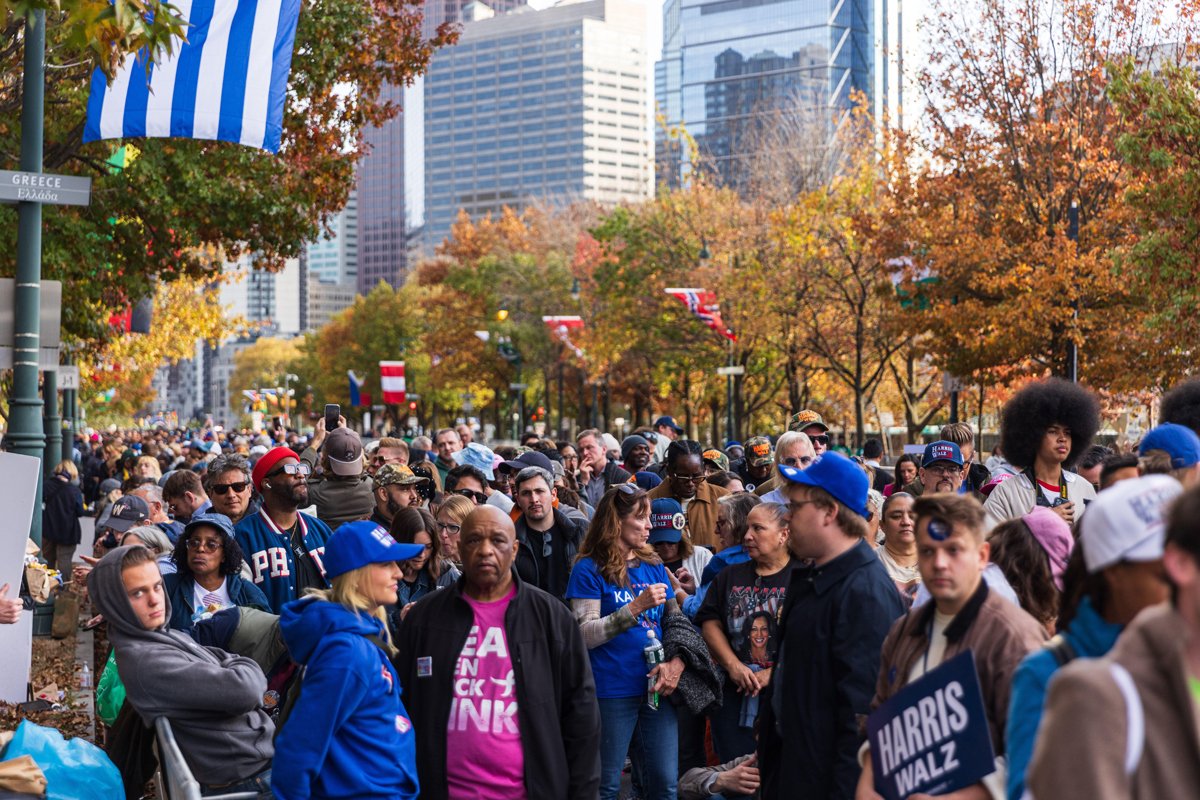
[565,484,688,800]
[273,520,423,800]
[434,493,474,564]
[134,455,162,482]
[757,431,815,502]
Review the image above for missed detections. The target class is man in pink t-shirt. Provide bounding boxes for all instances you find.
[395,506,601,799]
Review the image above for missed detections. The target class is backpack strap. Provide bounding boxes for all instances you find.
[1108,662,1144,778]
[1045,634,1078,668]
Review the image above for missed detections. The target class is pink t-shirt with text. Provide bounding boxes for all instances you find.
[445,583,526,800]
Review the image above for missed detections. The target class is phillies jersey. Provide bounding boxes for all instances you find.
[235,509,333,613]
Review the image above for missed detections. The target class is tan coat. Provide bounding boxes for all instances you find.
[1026,604,1200,800]
[647,480,730,549]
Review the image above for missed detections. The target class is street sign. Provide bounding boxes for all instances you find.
[509,383,528,391]
[58,366,79,390]
[717,366,745,376]
[0,170,91,206]
[942,373,965,394]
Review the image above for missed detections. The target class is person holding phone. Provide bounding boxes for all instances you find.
[565,484,687,800]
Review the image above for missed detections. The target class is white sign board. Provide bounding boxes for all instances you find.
[58,365,80,390]
[0,452,45,702]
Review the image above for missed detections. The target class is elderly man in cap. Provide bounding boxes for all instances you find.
[300,420,374,529]
[735,436,774,493]
[394,506,601,799]
[97,494,153,551]
[234,447,333,613]
[653,415,685,462]
[370,464,429,529]
[757,452,905,800]
[789,409,830,457]
[907,439,970,498]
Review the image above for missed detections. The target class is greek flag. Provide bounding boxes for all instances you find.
[83,0,302,153]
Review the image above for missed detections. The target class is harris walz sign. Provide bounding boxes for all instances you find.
[866,650,995,800]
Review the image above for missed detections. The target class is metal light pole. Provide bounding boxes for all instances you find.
[283,372,298,424]
[726,337,735,444]
[1066,200,1080,383]
[13,11,47,543]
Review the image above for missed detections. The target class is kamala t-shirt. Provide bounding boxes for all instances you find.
[565,556,670,699]
[445,584,526,800]
[695,559,793,669]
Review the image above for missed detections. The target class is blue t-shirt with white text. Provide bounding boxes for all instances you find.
[565,556,670,699]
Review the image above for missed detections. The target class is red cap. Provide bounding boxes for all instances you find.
[252,447,297,492]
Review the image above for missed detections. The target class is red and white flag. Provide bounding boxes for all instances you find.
[664,287,737,342]
[542,316,586,358]
[379,361,406,404]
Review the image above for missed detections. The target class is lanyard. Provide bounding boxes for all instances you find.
[1025,469,1067,506]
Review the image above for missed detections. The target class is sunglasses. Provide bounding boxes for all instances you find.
[454,489,488,504]
[807,434,830,446]
[186,538,223,552]
[211,481,250,495]
[782,456,813,467]
[267,462,311,479]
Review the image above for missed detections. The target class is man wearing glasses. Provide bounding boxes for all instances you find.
[234,447,334,613]
[206,454,258,525]
[648,440,731,549]
[910,440,970,499]
[368,436,410,478]
[789,409,831,457]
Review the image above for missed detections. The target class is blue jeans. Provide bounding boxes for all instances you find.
[200,767,272,800]
[598,695,678,800]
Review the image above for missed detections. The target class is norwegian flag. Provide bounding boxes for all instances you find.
[664,288,737,342]
[542,316,586,358]
[379,361,406,405]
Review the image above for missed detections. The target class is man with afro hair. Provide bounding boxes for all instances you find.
[1161,377,1200,437]
[984,378,1100,530]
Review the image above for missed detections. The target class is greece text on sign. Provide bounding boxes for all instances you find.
[0,170,92,207]
[866,650,996,800]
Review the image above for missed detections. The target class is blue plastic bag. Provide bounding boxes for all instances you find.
[3,719,122,800]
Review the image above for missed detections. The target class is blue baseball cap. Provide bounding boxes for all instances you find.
[922,440,964,468]
[648,497,687,543]
[323,520,425,579]
[635,471,663,491]
[1139,423,1200,469]
[453,442,496,480]
[653,415,684,434]
[183,512,236,542]
[778,451,870,519]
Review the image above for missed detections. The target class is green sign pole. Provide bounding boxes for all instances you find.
[12,11,47,543]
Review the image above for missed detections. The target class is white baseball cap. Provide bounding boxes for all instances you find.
[1080,474,1183,573]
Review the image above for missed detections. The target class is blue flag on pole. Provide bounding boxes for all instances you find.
[83,0,302,153]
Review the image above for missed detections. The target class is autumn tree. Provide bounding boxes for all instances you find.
[227,336,304,413]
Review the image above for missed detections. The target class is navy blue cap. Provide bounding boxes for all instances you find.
[653,415,684,434]
[183,512,236,542]
[648,497,687,543]
[323,520,426,579]
[778,451,870,519]
[635,471,663,490]
[922,440,964,468]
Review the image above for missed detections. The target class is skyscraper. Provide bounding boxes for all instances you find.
[422,0,652,251]
[306,191,358,285]
[355,0,526,295]
[656,0,893,188]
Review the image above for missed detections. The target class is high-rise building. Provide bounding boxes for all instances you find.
[306,191,358,285]
[355,0,526,295]
[656,0,894,188]
[422,0,652,251]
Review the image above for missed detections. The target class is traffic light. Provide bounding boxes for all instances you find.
[409,401,417,411]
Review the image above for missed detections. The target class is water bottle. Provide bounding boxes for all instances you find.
[643,629,665,710]
[79,663,91,690]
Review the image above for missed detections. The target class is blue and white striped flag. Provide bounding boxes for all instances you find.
[83,0,302,153]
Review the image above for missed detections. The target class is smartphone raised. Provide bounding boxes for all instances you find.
[324,403,341,431]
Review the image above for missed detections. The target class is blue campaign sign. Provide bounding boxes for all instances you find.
[867,650,995,800]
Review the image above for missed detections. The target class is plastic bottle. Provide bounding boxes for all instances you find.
[80,663,92,690]
[643,629,665,709]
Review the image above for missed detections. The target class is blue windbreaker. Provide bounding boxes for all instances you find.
[273,595,419,800]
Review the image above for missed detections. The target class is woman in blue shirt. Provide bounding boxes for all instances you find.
[566,484,688,800]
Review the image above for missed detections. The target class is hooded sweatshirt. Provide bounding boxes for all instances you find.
[87,546,274,785]
[273,595,419,800]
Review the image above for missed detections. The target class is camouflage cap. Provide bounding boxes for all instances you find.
[374,463,428,488]
[702,448,730,472]
[788,409,829,433]
[744,436,774,467]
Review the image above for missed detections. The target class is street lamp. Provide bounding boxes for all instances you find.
[283,372,299,424]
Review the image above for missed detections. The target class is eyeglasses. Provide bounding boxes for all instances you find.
[437,521,462,535]
[186,538,223,552]
[786,499,824,515]
[267,462,311,479]
[670,473,707,484]
[807,435,830,446]
[454,489,488,504]
[210,481,250,495]
[923,464,961,477]
[782,456,813,467]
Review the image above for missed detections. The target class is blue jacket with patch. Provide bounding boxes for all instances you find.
[233,510,332,613]
[273,596,419,800]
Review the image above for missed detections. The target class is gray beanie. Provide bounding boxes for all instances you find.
[621,435,651,464]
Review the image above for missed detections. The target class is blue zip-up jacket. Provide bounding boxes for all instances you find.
[1005,596,1121,800]
[273,596,419,800]
[233,510,332,613]
[162,571,270,635]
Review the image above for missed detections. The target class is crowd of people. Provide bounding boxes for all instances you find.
[22,376,1200,798]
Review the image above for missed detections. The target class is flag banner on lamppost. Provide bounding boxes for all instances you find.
[542,315,586,358]
[664,287,737,342]
[379,361,406,404]
[83,0,303,153]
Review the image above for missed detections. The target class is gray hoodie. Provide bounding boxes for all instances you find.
[88,545,274,785]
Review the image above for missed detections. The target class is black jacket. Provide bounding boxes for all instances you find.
[42,476,84,545]
[513,508,586,600]
[757,538,906,800]
[394,572,601,800]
